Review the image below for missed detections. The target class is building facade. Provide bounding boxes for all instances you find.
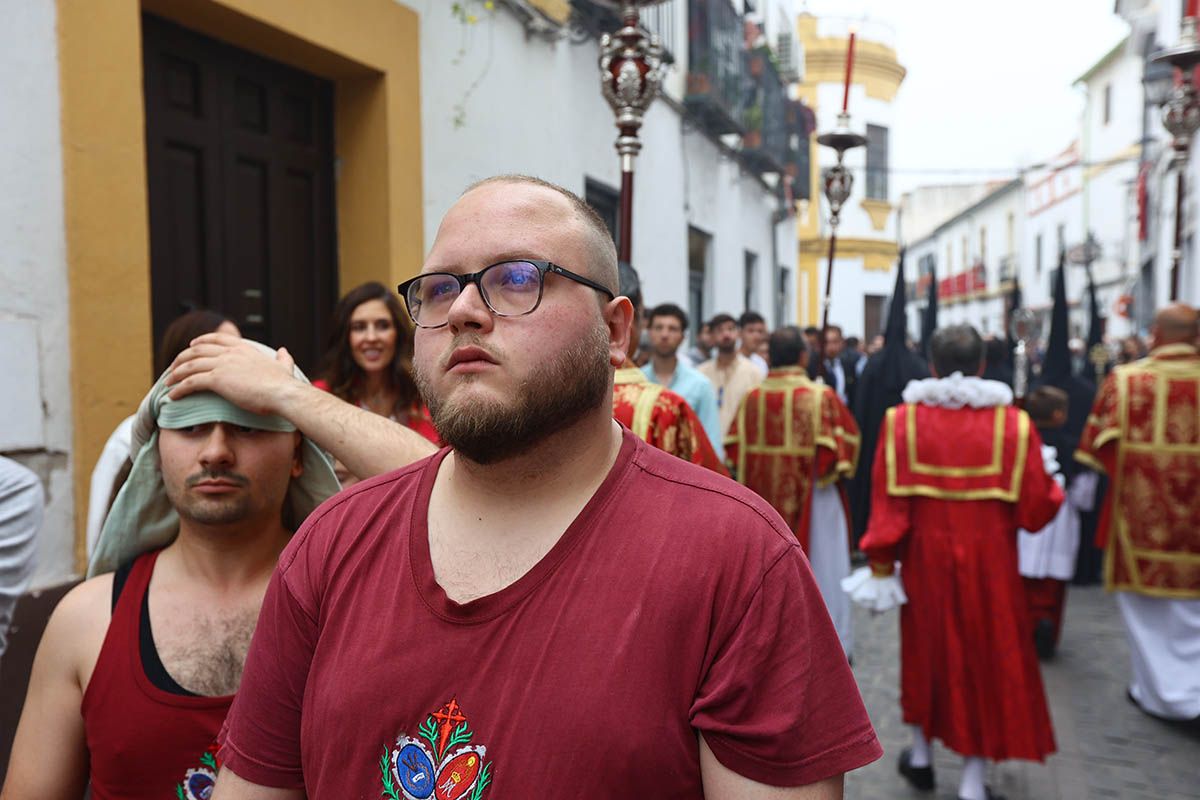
[1,0,811,589]
[795,13,906,341]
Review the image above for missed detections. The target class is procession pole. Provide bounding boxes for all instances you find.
[597,1,667,264]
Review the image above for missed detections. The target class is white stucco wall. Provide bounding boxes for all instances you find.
[411,2,796,327]
[0,0,74,587]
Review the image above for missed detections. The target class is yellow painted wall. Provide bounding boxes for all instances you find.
[57,0,423,569]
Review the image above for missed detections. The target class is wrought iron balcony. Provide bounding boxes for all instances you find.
[569,1,677,64]
[739,47,789,175]
[685,0,745,134]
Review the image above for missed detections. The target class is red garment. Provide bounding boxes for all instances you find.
[219,431,881,795]
[861,403,1063,761]
[612,366,727,475]
[1023,577,1067,645]
[312,378,441,444]
[725,368,859,551]
[1075,344,1200,598]
[80,550,232,800]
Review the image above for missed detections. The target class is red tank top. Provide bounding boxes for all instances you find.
[81,550,234,799]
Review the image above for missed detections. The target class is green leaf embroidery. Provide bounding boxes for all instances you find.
[418,716,439,751]
[200,751,218,770]
[469,761,493,800]
[379,746,401,800]
[176,784,186,800]
[445,722,473,751]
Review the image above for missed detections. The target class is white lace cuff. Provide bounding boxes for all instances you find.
[841,565,908,612]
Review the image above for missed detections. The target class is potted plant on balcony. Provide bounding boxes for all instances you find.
[742,103,763,149]
[687,57,713,96]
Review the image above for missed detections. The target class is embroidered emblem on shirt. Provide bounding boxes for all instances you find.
[175,743,220,800]
[380,697,493,800]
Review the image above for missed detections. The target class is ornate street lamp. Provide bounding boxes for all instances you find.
[595,0,668,263]
[813,112,867,379]
[1152,12,1200,300]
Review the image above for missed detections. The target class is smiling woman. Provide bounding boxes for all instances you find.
[314,283,440,484]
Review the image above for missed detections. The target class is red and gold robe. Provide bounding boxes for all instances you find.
[613,367,728,475]
[861,401,1063,761]
[1075,343,1200,598]
[725,367,859,551]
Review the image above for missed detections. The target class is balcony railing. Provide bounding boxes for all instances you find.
[685,0,744,134]
[739,46,788,174]
[569,1,677,63]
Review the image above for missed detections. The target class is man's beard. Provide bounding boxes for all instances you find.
[416,325,612,465]
[716,340,737,355]
[165,470,254,526]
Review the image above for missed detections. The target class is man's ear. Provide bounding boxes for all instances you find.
[606,296,636,368]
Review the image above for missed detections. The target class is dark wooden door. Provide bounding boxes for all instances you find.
[142,15,336,373]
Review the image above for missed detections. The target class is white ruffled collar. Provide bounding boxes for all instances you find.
[901,372,1013,410]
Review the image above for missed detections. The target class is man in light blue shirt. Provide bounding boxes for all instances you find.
[641,304,724,460]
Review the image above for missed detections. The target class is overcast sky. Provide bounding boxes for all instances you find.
[804,0,1132,196]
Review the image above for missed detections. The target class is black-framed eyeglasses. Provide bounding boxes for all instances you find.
[397,260,616,329]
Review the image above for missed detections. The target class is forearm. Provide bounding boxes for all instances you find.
[273,382,437,478]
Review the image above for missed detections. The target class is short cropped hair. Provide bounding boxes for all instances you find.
[1025,386,1069,425]
[738,310,766,328]
[464,174,618,293]
[709,312,737,330]
[768,326,809,368]
[803,326,820,337]
[647,303,689,331]
[824,324,844,338]
[618,261,642,311]
[930,324,985,377]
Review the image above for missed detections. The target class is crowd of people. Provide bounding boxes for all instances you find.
[0,174,1197,800]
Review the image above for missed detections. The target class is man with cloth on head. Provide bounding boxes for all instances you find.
[726,326,860,657]
[206,174,880,799]
[844,324,1063,800]
[1076,303,1200,723]
[1,346,339,800]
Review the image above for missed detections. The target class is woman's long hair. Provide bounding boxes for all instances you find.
[319,282,420,416]
[156,308,236,375]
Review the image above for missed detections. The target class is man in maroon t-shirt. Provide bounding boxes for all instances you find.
[207,176,881,799]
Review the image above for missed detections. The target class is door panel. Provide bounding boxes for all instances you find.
[142,14,336,373]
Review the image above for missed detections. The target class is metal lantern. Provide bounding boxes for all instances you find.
[1009,308,1042,402]
[595,0,669,263]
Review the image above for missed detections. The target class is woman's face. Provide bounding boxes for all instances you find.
[348,299,398,376]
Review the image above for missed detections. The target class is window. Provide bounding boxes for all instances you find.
[744,250,759,312]
[1036,233,1044,275]
[866,124,889,200]
[1056,223,1066,262]
[688,227,712,342]
[584,178,620,247]
[1006,212,1015,254]
[979,226,987,267]
[863,294,886,340]
[1103,83,1112,125]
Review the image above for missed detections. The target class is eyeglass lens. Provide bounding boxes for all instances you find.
[408,261,543,326]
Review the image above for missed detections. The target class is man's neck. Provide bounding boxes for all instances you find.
[162,515,291,590]
[740,346,755,360]
[716,349,738,368]
[443,412,622,514]
[651,352,678,383]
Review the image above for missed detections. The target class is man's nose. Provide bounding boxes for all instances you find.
[446,283,494,333]
[198,423,236,468]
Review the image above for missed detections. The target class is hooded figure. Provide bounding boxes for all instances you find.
[850,252,930,544]
[88,341,341,577]
[919,261,938,360]
[1031,263,1103,585]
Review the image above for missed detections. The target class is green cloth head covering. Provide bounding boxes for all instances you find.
[87,341,341,577]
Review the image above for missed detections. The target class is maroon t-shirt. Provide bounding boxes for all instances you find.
[220,431,880,797]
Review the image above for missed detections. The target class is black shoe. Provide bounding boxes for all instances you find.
[898,747,935,791]
[1033,619,1056,660]
[959,787,1005,800]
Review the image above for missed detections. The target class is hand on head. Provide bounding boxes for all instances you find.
[166,333,298,415]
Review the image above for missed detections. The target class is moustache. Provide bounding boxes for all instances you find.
[185,470,250,489]
[439,335,504,371]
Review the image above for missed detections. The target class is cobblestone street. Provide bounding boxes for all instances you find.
[845,586,1200,800]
